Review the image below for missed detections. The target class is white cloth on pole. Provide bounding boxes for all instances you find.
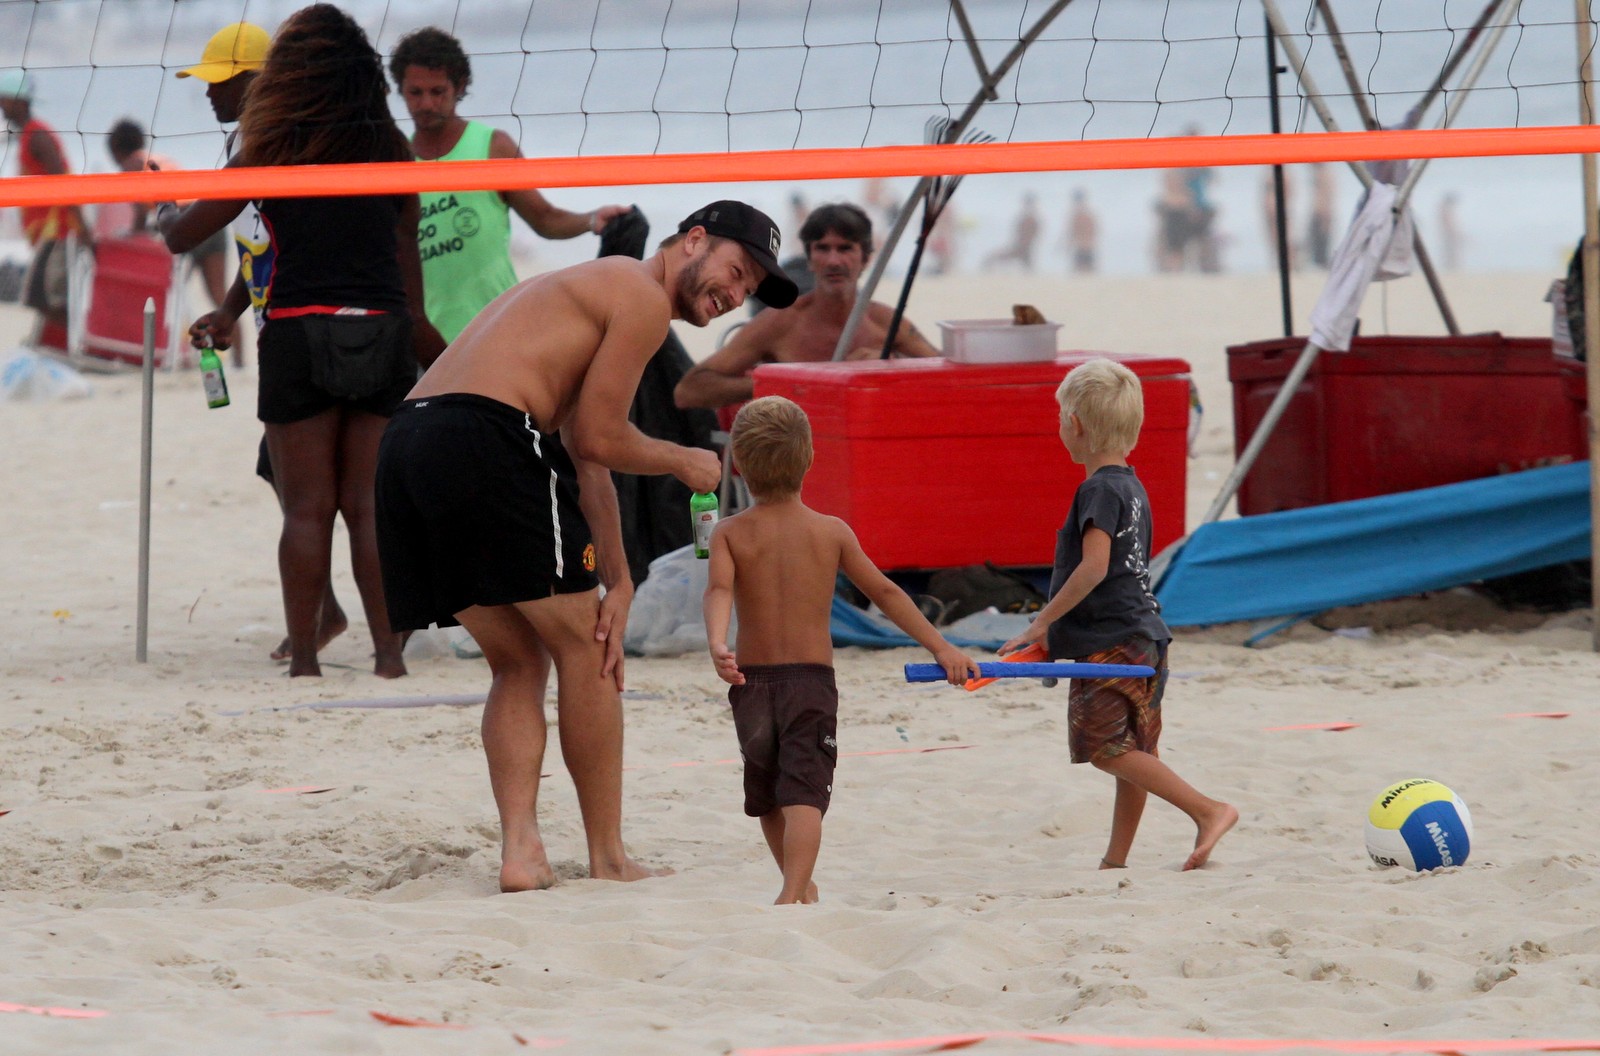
[1308,181,1416,352]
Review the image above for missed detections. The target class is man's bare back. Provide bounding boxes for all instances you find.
[413,256,668,432]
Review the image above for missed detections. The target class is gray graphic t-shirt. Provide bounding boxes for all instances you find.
[1046,464,1171,659]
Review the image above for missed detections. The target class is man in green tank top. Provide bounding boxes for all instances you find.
[391,28,630,343]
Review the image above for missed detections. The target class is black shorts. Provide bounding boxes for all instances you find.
[257,313,415,424]
[729,664,840,817]
[375,393,599,631]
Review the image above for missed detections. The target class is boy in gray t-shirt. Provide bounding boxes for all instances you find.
[1001,359,1236,871]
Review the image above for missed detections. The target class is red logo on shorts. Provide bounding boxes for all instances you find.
[582,543,596,572]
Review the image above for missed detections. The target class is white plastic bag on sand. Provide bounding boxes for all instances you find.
[624,544,732,657]
[1,347,93,402]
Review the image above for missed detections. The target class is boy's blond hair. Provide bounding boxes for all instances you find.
[730,395,813,499]
[1056,358,1144,455]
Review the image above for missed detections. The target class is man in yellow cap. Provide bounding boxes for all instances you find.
[174,22,351,665]
[175,22,272,350]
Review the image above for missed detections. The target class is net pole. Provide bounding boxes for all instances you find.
[1266,16,1294,337]
[831,0,1076,361]
[136,298,155,664]
[1576,0,1600,651]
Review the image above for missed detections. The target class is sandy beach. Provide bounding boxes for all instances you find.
[2,268,1598,1055]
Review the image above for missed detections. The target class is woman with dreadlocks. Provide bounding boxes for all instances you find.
[160,3,446,679]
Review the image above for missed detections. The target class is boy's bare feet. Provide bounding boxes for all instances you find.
[374,650,407,679]
[1184,802,1239,871]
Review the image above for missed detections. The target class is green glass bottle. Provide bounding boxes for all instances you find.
[690,491,719,559]
[199,341,230,409]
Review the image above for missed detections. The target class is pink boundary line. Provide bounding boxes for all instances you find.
[732,1031,1600,1056]
[1262,722,1359,732]
[0,1002,108,1019]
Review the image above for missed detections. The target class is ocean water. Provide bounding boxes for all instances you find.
[0,0,1593,275]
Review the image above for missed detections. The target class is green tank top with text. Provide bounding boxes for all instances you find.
[418,121,518,343]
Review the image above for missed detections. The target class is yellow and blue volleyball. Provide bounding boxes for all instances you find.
[1365,778,1472,871]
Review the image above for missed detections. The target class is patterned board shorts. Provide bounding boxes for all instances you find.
[1067,636,1169,765]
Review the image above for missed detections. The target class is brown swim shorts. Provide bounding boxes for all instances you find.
[729,663,839,817]
[1067,637,1169,764]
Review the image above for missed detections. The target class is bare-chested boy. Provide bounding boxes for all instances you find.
[702,396,979,905]
[375,201,799,892]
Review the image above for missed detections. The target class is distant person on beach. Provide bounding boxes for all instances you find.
[376,200,796,892]
[1000,359,1236,871]
[1307,163,1336,269]
[1438,192,1463,271]
[1,69,88,356]
[1064,188,1098,274]
[159,4,446,679]
[984,191,1042,272]
[172,20,350,663]
[1260,167,1296,272]
[389,26,627,344]
[672,202,938,411]
[702,395,978,904]
[106,118,230,310]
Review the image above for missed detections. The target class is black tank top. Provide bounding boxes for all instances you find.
[258,195,407,313]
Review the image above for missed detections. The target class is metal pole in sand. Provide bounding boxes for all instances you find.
[136,298,155,663]
[1575,0,1600,651]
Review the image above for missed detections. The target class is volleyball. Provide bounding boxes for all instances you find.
[1365,779,1473,871]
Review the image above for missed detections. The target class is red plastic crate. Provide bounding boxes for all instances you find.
[753,353,1192,570]
[83,235,176,366]
[1228,334,1589,515]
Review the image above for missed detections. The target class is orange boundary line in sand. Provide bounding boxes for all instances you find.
[5,125,1600,208]
[0,1001,108,1019]
[732,1031,1600,1056]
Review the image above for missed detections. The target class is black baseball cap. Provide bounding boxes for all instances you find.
[677,200,800,309]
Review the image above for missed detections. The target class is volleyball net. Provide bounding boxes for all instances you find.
[1,0,1598,209]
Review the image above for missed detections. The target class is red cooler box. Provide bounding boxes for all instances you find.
[1228,334,1589,516]
[83,235,177,366]
[753,353,1192,570]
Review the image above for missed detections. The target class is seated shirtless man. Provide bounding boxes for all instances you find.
[673,203,939,411]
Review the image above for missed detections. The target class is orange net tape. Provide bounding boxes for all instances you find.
[5,126,1600,209]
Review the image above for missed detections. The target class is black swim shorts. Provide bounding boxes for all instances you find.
[375,393,599,631]
[729,663,840,817]
[257,313,415,424]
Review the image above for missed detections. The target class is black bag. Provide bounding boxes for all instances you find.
[925,562,1047,625]
[304,313,410,400]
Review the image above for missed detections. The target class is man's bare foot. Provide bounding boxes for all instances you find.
[500,857,557,893]
[270,609,348,662]
[1099,857,1128,870]
[590,856,673,882]
[1184,802,1239,871]
[287,658,321,678]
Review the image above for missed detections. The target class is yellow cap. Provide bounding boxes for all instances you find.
[176,23,271,83]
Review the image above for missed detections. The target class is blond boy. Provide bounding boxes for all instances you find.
[703,396,979,904]
[1000,359,1237,870]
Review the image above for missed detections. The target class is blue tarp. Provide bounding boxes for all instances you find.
[1154,461,1592,627]
[829,596,1012,651]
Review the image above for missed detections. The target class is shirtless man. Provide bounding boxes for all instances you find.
[672,203,938,411]
[375,200,798,892]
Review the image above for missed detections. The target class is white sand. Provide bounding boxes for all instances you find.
[2,270,1598,1054]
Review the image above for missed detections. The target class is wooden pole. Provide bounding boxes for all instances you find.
[1576,0,1600,650]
